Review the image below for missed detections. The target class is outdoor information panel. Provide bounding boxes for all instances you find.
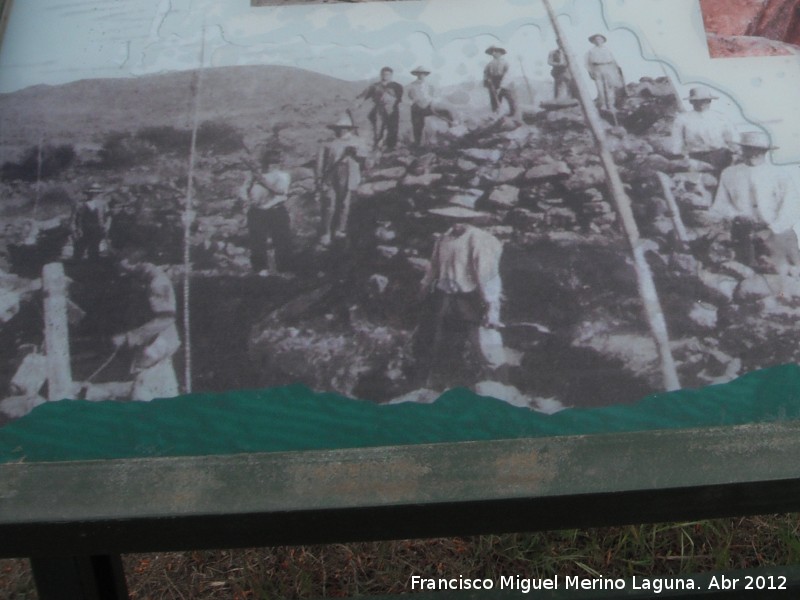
[2,0,800,457]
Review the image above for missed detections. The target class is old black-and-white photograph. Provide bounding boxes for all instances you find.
[2,0,800,425]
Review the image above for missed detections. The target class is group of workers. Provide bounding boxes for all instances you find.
[53,31,800,401]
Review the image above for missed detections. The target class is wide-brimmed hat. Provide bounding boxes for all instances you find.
[327,113,357,130]
[588,33,607,43]
[737,131,776,150]
[84,182,107,195]
[410,66,431,76]
[485,45,507,56]
[428,206,490,220]
[685,87,718,102]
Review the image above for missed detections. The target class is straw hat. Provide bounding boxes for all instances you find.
[327,113,357,130]
[84,182,107,195]
[410,66,431,76]
[685,87,718,102]
[428,207,490,220]
[485,45,507,56]
[737,131,776,150]
[588,33,607,43]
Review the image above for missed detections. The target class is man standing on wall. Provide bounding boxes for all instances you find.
[483,45,518,118]
[355,66,404,151]
[585,34,626,113]
[407,66,458,147]
[315,114,368,247]
[547,47,576,102]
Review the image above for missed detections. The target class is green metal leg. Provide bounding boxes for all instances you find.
[31,554,128,600]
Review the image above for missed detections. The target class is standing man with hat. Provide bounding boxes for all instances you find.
[407,66,458,147]
[547,46,576,102]
[415,218,506,388]
[244,148,293,276]
[72,182,111,261]
[670,87,738,177]
[585,33,626,113]
[483,45,518,117]
[355,66,404,151]
[315,113,369,247]
[710,131,800,271]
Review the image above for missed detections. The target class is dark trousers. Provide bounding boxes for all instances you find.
[410,104,456,146]
[369,107,400,150]
[689,149,733,180]
[247,205,292,272]
[731,218,800,271]
[487,86,518,117]
[413,290,486,388]
[73,231,103,260]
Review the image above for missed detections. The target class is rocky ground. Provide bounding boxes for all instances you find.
[3,73,800,422]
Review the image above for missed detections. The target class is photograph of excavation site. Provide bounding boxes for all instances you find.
[2,0,800,425]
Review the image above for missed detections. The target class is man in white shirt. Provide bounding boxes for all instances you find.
[407,66,457,147]
[585,34,625,112]
[244,149,292,275]
[670,87,738,176]
[415,221,505,387]
[710,131,800,271]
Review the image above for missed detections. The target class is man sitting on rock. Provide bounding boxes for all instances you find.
[112,249,181,401]
[670,87,738,178]
[483,45,518,118]
[414,219,506,388]
[708,131,800,273]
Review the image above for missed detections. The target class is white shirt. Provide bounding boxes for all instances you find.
[711,162,800,234]
[670,110,737,155]
[421,225,503,305]
[248,169,291,209]
[408,80,435,109]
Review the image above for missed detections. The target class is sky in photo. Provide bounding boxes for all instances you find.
[1,0,799,162]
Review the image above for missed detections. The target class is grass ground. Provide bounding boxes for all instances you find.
[2,514,799,599]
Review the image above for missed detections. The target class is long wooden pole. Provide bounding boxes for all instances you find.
[542,0,681,391]
[181,27,206,395]
[42,262,73,400]
[657,171,689,247]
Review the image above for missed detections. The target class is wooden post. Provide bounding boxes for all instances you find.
[42,262,73,400]
[657,171,690,247]
[542,0,681,391]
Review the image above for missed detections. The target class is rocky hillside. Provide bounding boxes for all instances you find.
[3,67,800,419]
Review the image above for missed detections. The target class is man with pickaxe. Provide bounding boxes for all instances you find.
[483,45,518,118]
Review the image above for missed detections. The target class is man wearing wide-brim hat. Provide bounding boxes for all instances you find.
[483,45,518,118]
[585,33,625,112]
[710,131,800,271]
[407,66,458,146]
[72,181,111,260]
[414,219,506,389]
[670,86,738,177]
[315,113,368,247]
